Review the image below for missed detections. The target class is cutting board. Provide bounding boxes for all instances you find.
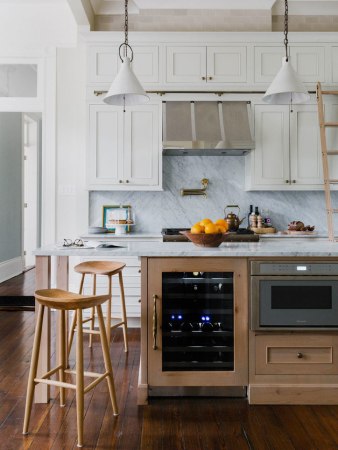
[223,233,259,242]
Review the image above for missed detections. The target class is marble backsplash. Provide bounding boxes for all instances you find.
[89,156,336,234]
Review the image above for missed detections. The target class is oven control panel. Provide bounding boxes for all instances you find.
[251,261,338,276]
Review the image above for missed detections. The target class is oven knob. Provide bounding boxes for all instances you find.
[297,352,303,359]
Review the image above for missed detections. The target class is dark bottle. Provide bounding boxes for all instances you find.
[255,206,260,216]
[201,322,214,332]
[247,204,253,228]
[213,322,220,331]
[181,321,193,332]
[192,322,201,331]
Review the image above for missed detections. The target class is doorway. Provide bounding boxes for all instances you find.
[23,113,41,269]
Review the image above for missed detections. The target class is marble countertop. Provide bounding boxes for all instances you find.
[34,239,338,257]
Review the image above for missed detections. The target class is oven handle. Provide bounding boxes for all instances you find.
[152,294,158,350]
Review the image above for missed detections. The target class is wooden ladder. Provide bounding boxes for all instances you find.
[317,82,338,242]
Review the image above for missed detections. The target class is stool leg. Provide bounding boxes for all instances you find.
[23,305,45,434]
[96,304,118,416]
[59,310,66,407]
[118,272,128,353]
[76,308,84,448]
[89,274,96,348]
[106,276,112,343]
[68,274,85,358]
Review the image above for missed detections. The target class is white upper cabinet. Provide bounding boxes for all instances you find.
[166,45,247,84]
[331,47,338,83]
[87,102,162,191]
[87,45,159,84]
[254,45,326,84]
[290,105,322,186]
[249,104,290,187]
[246,102,323,190]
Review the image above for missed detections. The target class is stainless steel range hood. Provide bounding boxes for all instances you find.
[162,101,254,156]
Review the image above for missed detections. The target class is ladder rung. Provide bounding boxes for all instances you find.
[322,90,338,95]
[323,122,338,127]
[327,151,338,155]
[327,179,338,184]
[330,209,338,213]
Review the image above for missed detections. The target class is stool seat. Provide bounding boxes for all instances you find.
[35,289,110,310]
[74,261,125,276]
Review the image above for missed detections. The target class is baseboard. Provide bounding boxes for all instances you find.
[248,384,338,405]
[0,257,24,283]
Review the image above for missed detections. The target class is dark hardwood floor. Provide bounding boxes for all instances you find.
[0,268,35,297]
[0,311,337,450]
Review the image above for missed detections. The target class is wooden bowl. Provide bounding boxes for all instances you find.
[180,231,227,247]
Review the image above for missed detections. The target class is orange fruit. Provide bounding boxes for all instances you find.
[200,218,212,227]
[191,224,204,234]
[216,225,227,233]
[215,219,228,232]
[215,219,228,228]
[204,223,218,234]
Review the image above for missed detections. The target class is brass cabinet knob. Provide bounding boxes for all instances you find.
[285,180,290,184]
[119,180,123,183]
[292,180,296,183]
[208,76,213,80]
[297,352,303,359]
[126,180,129,183]
[201,76,206,80]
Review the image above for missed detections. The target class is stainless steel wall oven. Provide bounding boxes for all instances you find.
[251,261,338,330]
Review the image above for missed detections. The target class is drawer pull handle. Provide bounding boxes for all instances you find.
[297,352,303,359]
[153,294,158,350]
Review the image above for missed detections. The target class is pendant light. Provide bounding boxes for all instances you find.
[103,0,149,110]
[263,0,310,105]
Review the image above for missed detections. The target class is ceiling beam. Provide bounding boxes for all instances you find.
[67,0,94,30]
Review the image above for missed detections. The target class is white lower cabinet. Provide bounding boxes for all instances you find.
[87,102,162,190]
[246,103,323,190]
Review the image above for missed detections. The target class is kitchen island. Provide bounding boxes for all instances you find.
[34,239,338,405]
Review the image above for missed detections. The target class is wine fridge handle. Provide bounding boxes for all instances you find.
[153,294,158,350]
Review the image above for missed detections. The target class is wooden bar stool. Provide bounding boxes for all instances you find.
[68,261,128,354]
[23,288,119,448]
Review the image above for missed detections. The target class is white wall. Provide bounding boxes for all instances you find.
[56,44,88,242]
[0,3,77,53]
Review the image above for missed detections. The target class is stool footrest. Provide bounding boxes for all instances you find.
[84,372,109,394]
[34,378,76,390]
[65,369,103,379]
[40,364,63,380]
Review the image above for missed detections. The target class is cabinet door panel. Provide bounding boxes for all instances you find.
[207,46,247,83]
[88,105,123,186]
[166,46,206,83]
[253,105,290,185]
[87,45,159,84]
[290,105,322,185]
[87,46,119,84]
[254,46,285,83]
[290,46,325,83]
[123,104,160,186]
[332,47,338,82]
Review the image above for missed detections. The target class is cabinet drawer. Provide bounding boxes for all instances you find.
[255,334,338,375]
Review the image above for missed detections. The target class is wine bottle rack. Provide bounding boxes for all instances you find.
[162,271,234,372]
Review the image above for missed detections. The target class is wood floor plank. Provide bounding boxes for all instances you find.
[292,405,338,450]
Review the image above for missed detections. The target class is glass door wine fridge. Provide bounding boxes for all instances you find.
[147,258,248,390]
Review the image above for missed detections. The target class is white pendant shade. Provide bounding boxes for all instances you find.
[103,57,149,106]
[263,57,310,105]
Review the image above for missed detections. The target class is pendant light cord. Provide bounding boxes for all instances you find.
[284,0,289,61]
[124,0,128,56]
